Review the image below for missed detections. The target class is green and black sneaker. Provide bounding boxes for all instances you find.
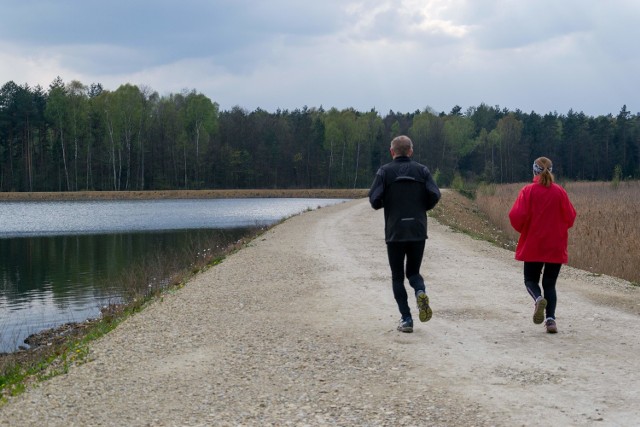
[416,290,433,322]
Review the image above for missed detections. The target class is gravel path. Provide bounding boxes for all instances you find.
[1,199,639,426]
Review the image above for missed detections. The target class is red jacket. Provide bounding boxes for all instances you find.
[509,177,576,264]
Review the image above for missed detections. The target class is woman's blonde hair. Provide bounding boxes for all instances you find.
[533,157,554,187]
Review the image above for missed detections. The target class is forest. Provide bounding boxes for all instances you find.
[1,77,639,192]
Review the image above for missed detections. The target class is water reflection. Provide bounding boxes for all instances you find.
[0,228,251,353]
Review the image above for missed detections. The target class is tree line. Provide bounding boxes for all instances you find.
[1,77,639,192]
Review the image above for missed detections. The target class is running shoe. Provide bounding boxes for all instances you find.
[545,318,558,334]
[533,296,547,324]
[397,317,413,333]
[416,290,433,322]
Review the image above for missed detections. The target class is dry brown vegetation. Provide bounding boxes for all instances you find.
[430,189,518,251]
[474,180,640,284]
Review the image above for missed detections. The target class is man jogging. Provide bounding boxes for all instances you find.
[368,135,441,333]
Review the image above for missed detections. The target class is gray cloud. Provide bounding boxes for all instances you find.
[0,0,638,116]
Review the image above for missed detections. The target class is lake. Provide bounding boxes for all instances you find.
[0,198,346,353]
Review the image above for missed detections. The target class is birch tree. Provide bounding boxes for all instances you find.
[45,77,71,191]
[184,90,218,188]
[66,80,89,190]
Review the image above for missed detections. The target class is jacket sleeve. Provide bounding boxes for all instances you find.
[562,190,577,228]
[509,188,529,233]
[423,167,441,211]
[368,168,385,210]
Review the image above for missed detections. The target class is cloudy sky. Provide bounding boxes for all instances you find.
[1,0,638,116]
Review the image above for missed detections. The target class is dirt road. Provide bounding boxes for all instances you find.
[2,199,639,426]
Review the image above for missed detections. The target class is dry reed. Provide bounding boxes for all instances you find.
[475,180,640,284]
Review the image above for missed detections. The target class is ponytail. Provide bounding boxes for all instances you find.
[533,157,554,187]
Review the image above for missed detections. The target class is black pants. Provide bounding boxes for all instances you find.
[387,240,426,320]
[524,261,562,320]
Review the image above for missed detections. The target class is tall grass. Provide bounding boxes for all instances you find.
[429,189,517,250]
[476,180,640,284]
[475,183,523,245]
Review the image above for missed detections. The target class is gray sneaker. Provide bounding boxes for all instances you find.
[416,290,433,322]
[545,318,558,333]
[533,296,547,324]
[397,318,413,333]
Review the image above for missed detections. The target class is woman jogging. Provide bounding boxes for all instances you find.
[509,157,576,333]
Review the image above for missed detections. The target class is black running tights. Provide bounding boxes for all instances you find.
[524,261,562,320]
[387,240,426,319]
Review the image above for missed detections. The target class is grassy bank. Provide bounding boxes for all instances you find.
[429,189,518,251]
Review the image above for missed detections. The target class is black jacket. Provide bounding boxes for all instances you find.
[368,156,441,242]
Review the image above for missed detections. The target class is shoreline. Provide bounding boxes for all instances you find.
[0,188,368,201]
